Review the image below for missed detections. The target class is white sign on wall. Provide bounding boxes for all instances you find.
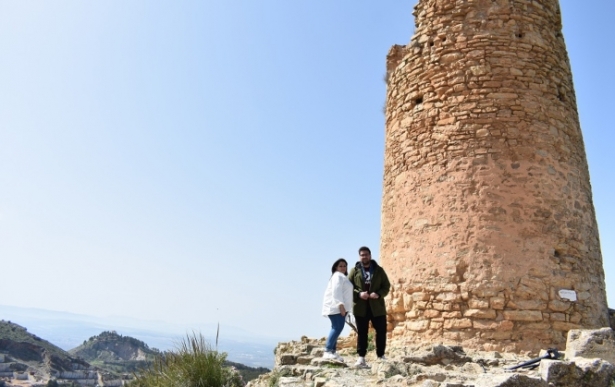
[558,289,577,302]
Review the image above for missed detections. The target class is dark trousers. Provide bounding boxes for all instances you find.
[355,307,387,357]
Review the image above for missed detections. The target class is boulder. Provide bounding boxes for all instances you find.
[403,345,471,365]
[565,328,615,364]
[540,358,615,387]
[474,373,547,387]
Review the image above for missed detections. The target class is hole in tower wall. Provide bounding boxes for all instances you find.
[554,250,561,258]
[415,97,423,105]
[516,32,524,38]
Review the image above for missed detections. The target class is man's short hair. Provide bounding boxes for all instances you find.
[358,246,371,255]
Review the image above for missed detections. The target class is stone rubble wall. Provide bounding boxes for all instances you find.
[381,0,609,353]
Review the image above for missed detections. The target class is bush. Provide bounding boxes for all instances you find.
[367,331,375,352]
[129,332,243,387]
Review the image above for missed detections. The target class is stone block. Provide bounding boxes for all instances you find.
[540,358,615,387]
[565,328,615,364]
[503,310,543,322]
[464,309,496,319]
[490,297,505,310]
[390,296,406,313]
[412,292,430,301]
[552,322,581,331]
[474,373,546,386]
[278,354,297,365]
[443,318,472,329]
[468,299,490,309]
[549,300,572,312]
[408,320,430,331]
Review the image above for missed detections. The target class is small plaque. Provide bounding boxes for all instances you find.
[558,289,577,301]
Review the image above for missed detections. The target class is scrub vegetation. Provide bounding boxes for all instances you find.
[128,333,244,387]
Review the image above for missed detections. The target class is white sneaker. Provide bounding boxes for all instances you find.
[354,356,367,367]
[333,353,344,362]
[323,352,336,360]
[378,355,387,361]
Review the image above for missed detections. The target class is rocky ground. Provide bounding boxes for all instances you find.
[247,328,615,387]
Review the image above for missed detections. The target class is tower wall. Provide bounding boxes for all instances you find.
[382,0,609,353]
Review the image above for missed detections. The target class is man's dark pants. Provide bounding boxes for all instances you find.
[355,306,387,357]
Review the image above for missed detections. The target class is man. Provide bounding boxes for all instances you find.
[348,246,390,367]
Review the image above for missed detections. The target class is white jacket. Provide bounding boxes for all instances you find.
[321,271,354,316]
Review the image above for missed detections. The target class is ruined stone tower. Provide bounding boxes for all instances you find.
[381,0,609,353]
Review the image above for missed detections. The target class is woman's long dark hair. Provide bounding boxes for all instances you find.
[331,258,348,276]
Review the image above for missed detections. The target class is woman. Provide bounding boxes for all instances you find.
[321,258,354,362]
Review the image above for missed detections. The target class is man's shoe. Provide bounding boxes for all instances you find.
[333,353,345,362]
[354,356,367,367]
[322,352,336,360]
[377,355,387,361]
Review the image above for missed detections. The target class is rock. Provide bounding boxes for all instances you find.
[574,358,615,387]
[540,358,615,387]
[539,360,581,385]
[403,345,471,365]
[474,373,547,387]
[279,354,298,366]
[277,376,303,386]
[310,357,347,368]
[313,376,327,387]
[249,338,615,387]
[565,328,615,364]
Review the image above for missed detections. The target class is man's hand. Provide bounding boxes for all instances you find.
[369,293,380,299]
[360,291,369,300]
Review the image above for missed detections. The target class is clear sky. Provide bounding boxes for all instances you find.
[0,0,613,344]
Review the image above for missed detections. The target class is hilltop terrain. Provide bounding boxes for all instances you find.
[70,330,270,381]
[0,320,90,379]
[0,320,270,385]
[69,331,158,373]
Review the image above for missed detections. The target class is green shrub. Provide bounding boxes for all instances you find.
[267,370,280,387]
[367,331,375,352]
[129,332,243,387]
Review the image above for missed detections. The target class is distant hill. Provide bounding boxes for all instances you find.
[69,330,158,373]
[0,319,91,380]
[0,321,269,384]
[0,304,277,368]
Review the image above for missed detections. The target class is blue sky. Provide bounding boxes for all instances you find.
[0,0,613,344]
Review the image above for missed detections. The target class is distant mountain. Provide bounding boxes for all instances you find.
[68,330,158,374]
[0,320,91,381]
[0,304,277,368]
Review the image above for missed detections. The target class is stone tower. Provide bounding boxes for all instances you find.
[381,0,609,353]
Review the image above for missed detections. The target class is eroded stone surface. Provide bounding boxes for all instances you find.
[248,336,615,387]
[565,327,615,365]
